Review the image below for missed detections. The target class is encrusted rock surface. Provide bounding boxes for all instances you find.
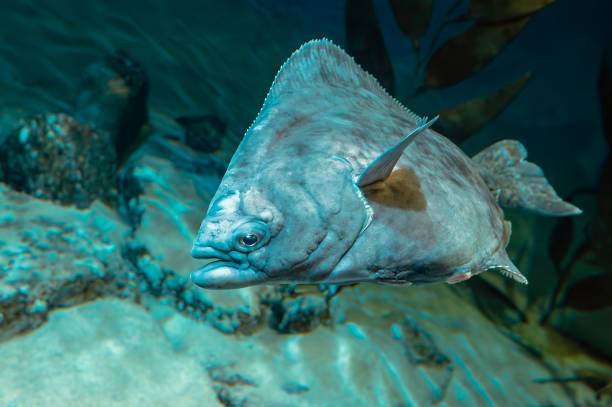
[0,300,220,407]
[0,183,129,341]
[176,114,230,154]
[0,114,116,208]
[2,287,607,406]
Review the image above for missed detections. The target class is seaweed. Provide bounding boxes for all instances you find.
[435,72,531,145]
[389,0,433,48]
[535,371,612,401]
[345,0,395,93]
[345,0,554,143]
[425,15,531,89]
[540,56,612,324]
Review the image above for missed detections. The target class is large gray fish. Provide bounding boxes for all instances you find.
[190,39,580,289]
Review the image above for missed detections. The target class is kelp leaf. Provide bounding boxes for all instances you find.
[433,72,531,145]
[600,56,612,148]
[561,273,612,311]
[469,0,556,23]
[345,0,395,93]
[548,217,574,269]
[425,16,530,89]
[389,0,433,45]
[574,370,612,396]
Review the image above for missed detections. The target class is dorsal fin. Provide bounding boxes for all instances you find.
[357,116,439,188]
[269,39,381,98]
[263,39,424,123]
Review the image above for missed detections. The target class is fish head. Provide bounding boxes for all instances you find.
[191,154,368,289]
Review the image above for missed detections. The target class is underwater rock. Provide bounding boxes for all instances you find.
[281,381,310,395]
[206,364,256,407]
[2,288,604,406]
[0,300,220,407]
[74,51,149,167]
[0,107,33,147]
[392,317,454,403]
[144,135,229,185]
[116,163,145,232]
[260,285,334,334]
[176,114,228,154]
[0,184,130,341]
[120,239,257,336]
[0,113,116,209]
[128,148,220,272]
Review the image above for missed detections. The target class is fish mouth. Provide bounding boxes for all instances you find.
[190,245,269,289]
[191,245,232,261]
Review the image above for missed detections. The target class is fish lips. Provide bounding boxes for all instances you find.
[190,246,269,289]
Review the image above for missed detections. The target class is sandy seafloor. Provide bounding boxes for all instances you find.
[1,0,612,406]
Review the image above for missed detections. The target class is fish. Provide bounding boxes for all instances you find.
[190,39,581,289]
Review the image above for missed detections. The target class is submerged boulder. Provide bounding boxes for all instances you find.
[0,113,116,209]
[0,183,130,341]
[176,114,228,153]
[0,52,150,210]
[74,51,149,167]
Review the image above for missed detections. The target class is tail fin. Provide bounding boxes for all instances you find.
[472,140,581,216]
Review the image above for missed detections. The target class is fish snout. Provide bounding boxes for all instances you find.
[191,243,271,289]
[191,245,232,261]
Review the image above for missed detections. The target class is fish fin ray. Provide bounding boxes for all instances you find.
[260,39,424,125]
[357,116,438,188]
[484,249,528,284]
[472,140,581,216]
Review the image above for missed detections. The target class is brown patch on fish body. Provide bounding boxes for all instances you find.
[363,167,426,211]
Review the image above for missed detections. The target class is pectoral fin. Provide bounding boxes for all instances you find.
[357,116,438,188]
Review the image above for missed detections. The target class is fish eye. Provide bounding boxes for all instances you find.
[239,233,260,247]
[233,220,270,252]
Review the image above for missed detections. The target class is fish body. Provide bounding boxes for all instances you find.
[190,39,580,289]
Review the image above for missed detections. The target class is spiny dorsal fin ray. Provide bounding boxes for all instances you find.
[263,39,424,124]
[484,248,528,284]
[358,116,439,188]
